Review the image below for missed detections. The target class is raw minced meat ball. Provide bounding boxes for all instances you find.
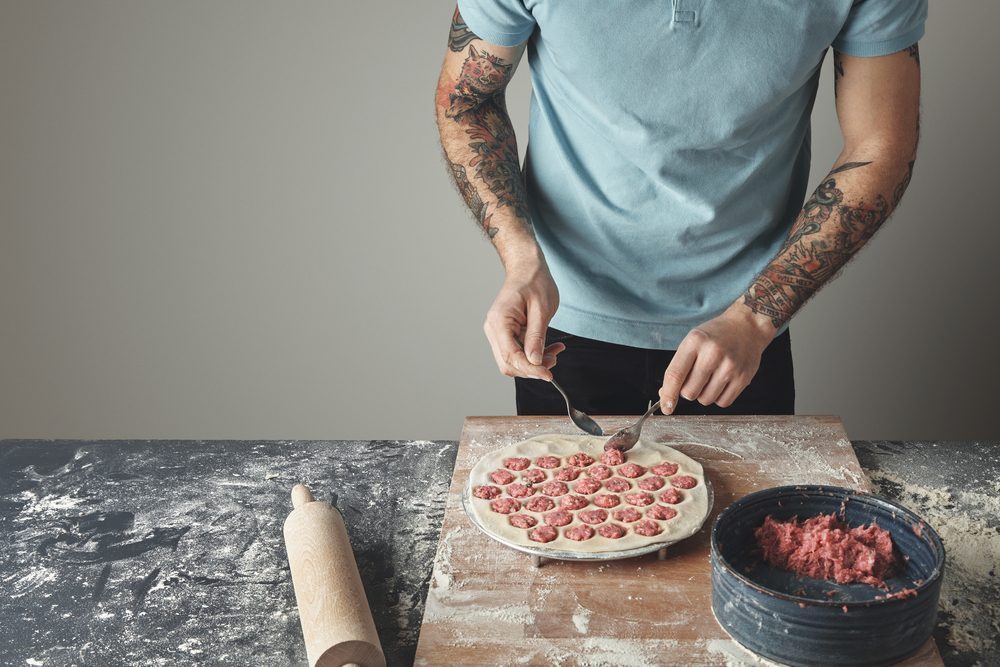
[659,488,684,504]
[618,463,646,478]
[473,485,502,500]
[559,494,589,510]
[504,457,531,471]
[593,494,621,508]
[522,468,547,484]
[652,462,679,476]
[567,452,595,467]
[574,478,602,494]
[508,514,537,529]
[604,477,631,493]
[489,469,515,485]
[535,455,561,469]
[565,524,595,541]
[598,523,627,539]
[638,476,665,491]
[578,508,609,525]
[670,475,698,489]
[524,496,555,513]
[506,483,535,498]
[490,497,521,514]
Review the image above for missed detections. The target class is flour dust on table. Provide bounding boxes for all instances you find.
[467,434,709,553]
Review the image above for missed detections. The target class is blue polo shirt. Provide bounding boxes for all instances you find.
[457,0,926,349]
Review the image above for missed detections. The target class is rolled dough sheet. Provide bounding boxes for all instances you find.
[467,434,709,553]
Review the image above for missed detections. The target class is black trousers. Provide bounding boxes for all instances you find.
[515,327,795,416]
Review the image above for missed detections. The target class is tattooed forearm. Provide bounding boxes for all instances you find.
[448,7,476,52]
[743,161,914,327]
[449,160,498,238]
[439,44,531,238]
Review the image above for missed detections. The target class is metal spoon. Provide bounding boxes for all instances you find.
[603,400,661,452]
[550,379,604,436]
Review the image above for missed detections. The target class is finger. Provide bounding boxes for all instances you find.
[544,342,566,357]
[717,381,744,409]
[680,355,715,404]
[522,304,550,366]
[497,324,551,380]
[698,369,731,407]
[659,343,697,415]
[542,353,558,369]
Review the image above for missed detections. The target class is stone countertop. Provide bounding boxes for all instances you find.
[0,439,996,667]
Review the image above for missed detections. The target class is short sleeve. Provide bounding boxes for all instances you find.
[833,0,927,57]
[457,0,536,47]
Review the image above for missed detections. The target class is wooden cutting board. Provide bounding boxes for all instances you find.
[414,416,943,666]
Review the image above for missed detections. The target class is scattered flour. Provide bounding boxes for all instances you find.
[572,604,592,634]
[575,638,677,666]
[867,469,1000,658]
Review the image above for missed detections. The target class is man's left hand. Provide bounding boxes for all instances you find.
[658,305,776,413]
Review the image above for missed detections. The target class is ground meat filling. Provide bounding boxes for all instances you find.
[671,475,698,489]
[528,525,558,543]
[573,478,602,495]
[535,455,561,469]
[506,483,535,498]
[618,463,647,478]
[565,524,596,541]
[638,476,666,491]
[647,505,678,521]
[555,466,582,481]
[473,485,502,500]
[508,514,537,529]
[489,469,516,485]
[612,508,642,523]
[540,481,569,497]
[587,465,614,481]
[559,494,589,510]
[504,457,531,471]
[659,488,684,504]
[578,509,609,525]
[543,510,574,527]
[601,448,626,466]
[521,468,547,484]
[598,523,627,539]
[625,492,655,507]
[652,462,679,476]
[524,496,555,513]
[490,497,521,514]
[567,452,595,467]
[634,519,663,537]
[592,494,621,508]
[754,513,901,587]
[603,477,631,493]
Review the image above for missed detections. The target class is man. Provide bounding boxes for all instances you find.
[435,1,924,417]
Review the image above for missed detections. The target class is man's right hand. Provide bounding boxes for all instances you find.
[484,261,564,381]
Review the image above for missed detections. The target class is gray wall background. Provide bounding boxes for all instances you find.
[1,2,996,441]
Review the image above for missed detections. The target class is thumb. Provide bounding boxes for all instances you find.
[523,304,549,367]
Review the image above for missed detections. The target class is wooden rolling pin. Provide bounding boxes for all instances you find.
[283,484,385,667]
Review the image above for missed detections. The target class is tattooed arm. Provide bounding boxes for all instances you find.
[435,7,563,381]
[658,46,921,413]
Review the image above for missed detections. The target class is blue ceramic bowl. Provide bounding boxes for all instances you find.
[711,485,945,666]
